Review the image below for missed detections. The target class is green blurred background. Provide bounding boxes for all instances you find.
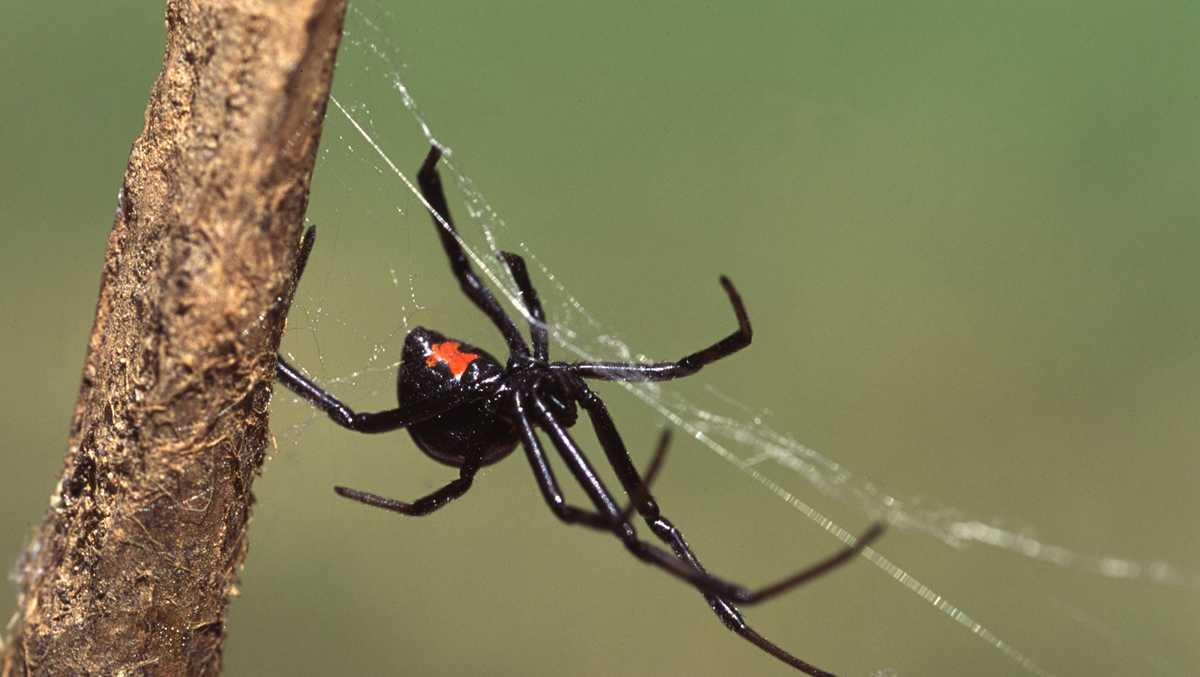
[3,2,1198,675]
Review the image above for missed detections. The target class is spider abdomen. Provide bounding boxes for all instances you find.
[399,327,516,467]
[408,404,518,467]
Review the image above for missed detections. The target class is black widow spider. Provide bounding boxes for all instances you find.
[275,145,883,676]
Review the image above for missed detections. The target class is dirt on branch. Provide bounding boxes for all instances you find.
[2,0,346,674]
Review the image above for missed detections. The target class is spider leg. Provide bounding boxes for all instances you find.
[570,380,885,604]
[282,224,317,308]
[632,519,839,676]
[735,626,837,677]
[513,392,665,529]
[275,357,498,433]
[513,392,615,530]
[530,396,850,677]
[562,387,877,675]
[417,146,529,357]
[498,251,549,361]
[334,460,479,516]
[524,393,851,675]
[562,430,817,670]
[529,396,752,592]
[567,276,751,381]
[617,428,669,523]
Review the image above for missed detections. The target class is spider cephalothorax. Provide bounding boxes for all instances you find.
[276,145,882,676]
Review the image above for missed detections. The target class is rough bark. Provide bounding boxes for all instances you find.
[1,0,347,674]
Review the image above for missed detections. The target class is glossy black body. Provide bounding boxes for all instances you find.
[274,146,883,676]
[398,327,515,467]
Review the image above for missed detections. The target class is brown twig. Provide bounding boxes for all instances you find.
[1,0,347,674]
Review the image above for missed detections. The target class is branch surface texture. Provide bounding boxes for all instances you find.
[2,0,346,674]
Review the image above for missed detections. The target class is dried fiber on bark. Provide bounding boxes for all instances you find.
[2,1,347,674]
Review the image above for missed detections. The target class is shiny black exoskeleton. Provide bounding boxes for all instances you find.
[398,328,512,466]
[275,145,883,676]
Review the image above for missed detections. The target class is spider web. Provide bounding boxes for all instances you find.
[267,5,1200,676]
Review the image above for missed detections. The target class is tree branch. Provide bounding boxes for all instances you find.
[2,0,347,674]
